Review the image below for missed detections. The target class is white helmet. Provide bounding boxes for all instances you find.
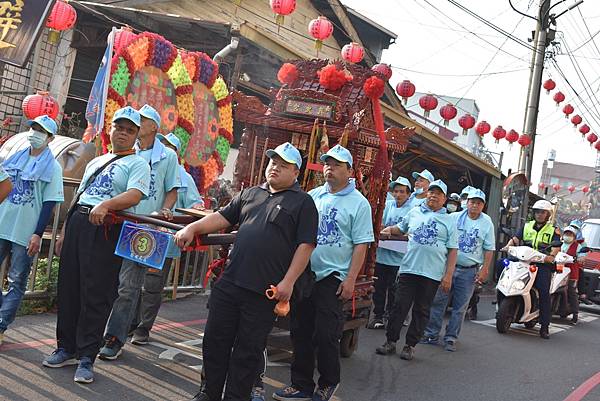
[532,199,553,211]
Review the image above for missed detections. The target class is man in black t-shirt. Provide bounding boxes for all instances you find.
[175,142,318,401]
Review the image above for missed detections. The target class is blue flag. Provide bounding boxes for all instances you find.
[84,27,115,142]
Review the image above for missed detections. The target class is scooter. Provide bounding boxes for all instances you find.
[495,246,573,333]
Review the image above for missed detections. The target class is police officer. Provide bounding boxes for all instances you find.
[175,142,318,401]
[100,104,180,360]
[501,199,560,339]
[0,116,63,346]
[43,106,151,383]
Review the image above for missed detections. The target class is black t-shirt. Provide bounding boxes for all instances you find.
[218,182,318,295]
[515,222,561,268]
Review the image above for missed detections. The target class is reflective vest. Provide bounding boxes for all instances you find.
[523,220,555,252]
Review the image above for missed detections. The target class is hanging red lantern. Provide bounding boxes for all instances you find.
[371,63,392,81]
[553,91,565,106]
[553,183,561,192]
[113,27,137,54]
[543,79,556,94]
[538,182,546,190]
[341,42,364,63]
[579,124,590,137]
[418,93,438,118]
[270,0,296,25]
[568,185,575,194]
[46,0,77,43]
[492,126,506,143]
[458,114,476,135]
[562,104,574,118]
[439,103,457,126]
[308,16,333,55]
[595,141,600,152]
[571,114,583,127]
[518,134,532,147]
[22,91,59,120]
[505,129,519,145]
[587,133,598,146]
[396,80,415,104]
[475,120,491,137]
[583,186,590,194]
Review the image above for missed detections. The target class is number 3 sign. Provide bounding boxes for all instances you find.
[115,221,171,269]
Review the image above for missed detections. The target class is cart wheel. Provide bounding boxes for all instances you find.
[340,328,359,358]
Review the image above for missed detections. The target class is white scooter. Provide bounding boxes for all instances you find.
[495,246,573,333]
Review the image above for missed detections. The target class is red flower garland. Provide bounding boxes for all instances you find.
[318,64,352,91]
[177,116,194,134]
[277,63,299,85]
[175,84,193,96]
[363,76,384,99]
[219,127,233,143]
[217,95,232,108]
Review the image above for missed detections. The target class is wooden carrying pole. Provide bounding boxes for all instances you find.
[256,138,269,186]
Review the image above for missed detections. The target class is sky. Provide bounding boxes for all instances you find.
[341,0,600,186]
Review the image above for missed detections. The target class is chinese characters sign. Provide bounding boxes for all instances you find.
[0,0,54,67]
[284,98,334,120]
[115,221,170,269]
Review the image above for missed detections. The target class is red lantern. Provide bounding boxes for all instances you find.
[583,186,590,194]
[341,42,364,63]
[475,120,491,137]
[439,103,457,126]
[458,114,476,135]
[505,129,519,144]
[46,0,77,43]
[270,0,296,25]
[553,183,561,192]
[538,182,546,190]
[568,185,575,194]
[587,133,598,146]
[396,80,415,104]
[553,91,565,106]
[579,124,590,137]
[492,126,506,143]
[595,141,600,152]
[543,78,556,94]
[113,27,137,54]
[22,91,59,120]
[562,104,574,118]
[371,63,392,81]
[571,114,582,127]
[308,16,333,55]
[518,134,532,147]
[419,94,438,118]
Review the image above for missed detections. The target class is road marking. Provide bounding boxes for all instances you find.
[471,312,598,336]
[563,372,600,401]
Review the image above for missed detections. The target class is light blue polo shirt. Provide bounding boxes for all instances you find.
[0,166,7,182]
[78,153,150,209]
[166,166,203,259]
[397,203,458,281]
[0,157,64,247]
[133,138,181,214]
[309,180,374,282]
[408,192,427,208]
[376,198,414,267]
[453,210,495,267]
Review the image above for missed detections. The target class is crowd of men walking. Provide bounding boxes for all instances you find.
[0,106,586,401]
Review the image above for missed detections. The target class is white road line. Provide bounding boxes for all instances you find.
[471,312,598,336]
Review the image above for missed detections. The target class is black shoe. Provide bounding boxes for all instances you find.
[571,314,578,325]
[375,341,396,355]
[191,390,210,401]
[367,318,385,329]
[539,326,550,339]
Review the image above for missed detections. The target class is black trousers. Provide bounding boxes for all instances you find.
[373,263,399,319]
[202,279,276,401]
[534,266,552,328]
[56,211,123,362]
[386,273,440,347]
[290,274,344,393]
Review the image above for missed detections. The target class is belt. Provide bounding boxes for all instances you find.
[457,264,479,269]
[76,204,93,214]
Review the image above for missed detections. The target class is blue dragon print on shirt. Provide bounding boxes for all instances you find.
[7,173,35,206]
[413,220,439,246]
[385,215,404,227]
[147,171,157,200]
[85,164,116,196]
[459,228,480,254]
[317,206,342,247]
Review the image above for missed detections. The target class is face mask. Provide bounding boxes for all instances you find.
[415,187,424,195]
[563,235,574,244]
[447,204,458,212]
[27,129,48,149]
[461,200,468,209]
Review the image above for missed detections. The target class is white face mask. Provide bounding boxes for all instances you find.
[27,129,48,149]
[563,235,574,244]
[447,204,458,213]
[415,187,424,195]
[461,200,468,209]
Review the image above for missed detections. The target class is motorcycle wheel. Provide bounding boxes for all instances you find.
[496,298,517,333]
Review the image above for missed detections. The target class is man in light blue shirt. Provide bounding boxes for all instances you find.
[0,165,11,202]
[422,188,495,351]
[376,179,457,361]
[368,176,413,330]
[408,168,434,208]
[130,132,204,346]
[0,115,64,346]
[101,104,181,361]
[275,145,373,401]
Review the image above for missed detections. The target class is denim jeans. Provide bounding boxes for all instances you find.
[0,239,33,332]
[104,259,147,343]
[423,266,477,343]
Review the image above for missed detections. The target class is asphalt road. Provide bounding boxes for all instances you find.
[1,292,599,401]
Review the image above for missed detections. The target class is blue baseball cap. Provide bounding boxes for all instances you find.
[412,169,434,183]
[320,144,353,166]
[112,106,141,127]
[158,132,181,152]
[467,188,486,202]
[27,115,58,135]
[569,219,583,230]
[461,185,475,197]
[389,176,412,191]
[138,104,161,127]
[266,142,302,169]
[428,179,448,195]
